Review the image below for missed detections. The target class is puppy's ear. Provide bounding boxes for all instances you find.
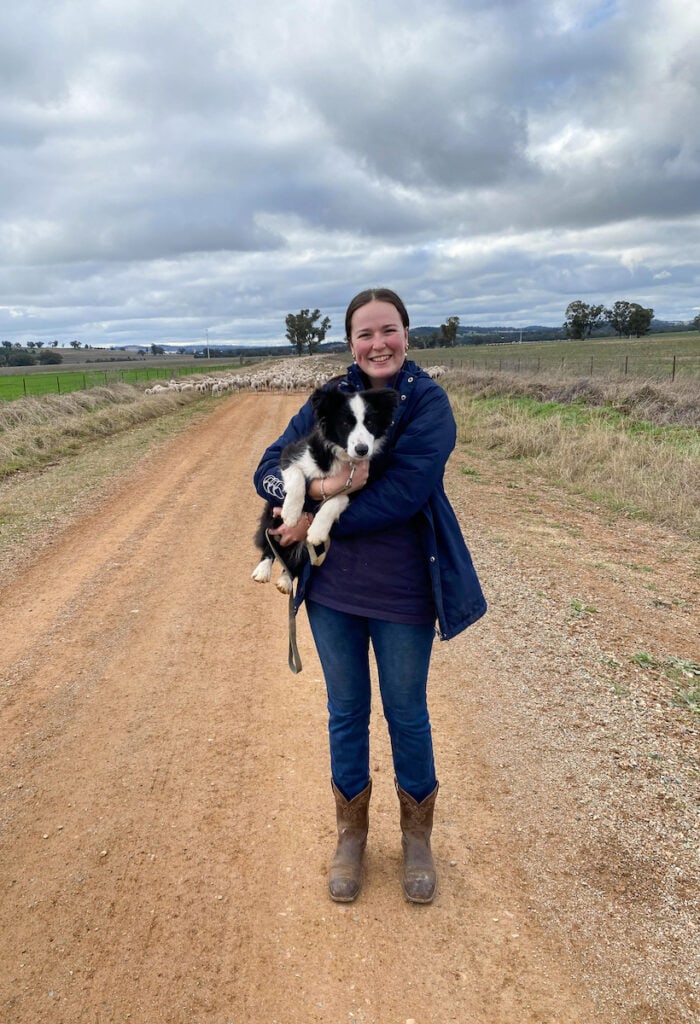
[310,386,336,428]
[309,387,326,417]
[365,387,399,412]
[311,385,344,418]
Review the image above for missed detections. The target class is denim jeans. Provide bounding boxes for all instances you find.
[306,600,437,803]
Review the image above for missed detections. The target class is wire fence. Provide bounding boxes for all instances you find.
[441,353,699,381]
[0,363,233,402]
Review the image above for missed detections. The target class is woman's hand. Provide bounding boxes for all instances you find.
[312,459,370,501]
[267,509,313,547]
[344,459,370,493]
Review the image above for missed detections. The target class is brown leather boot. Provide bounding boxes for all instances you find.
[328,779,371,902]
[396,780,439,904]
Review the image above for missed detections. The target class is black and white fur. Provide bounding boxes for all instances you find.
[252,385,398,594]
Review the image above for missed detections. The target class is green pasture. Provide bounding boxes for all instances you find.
[472,395,700,455]
[427,331,700,379]
[0,363,232,402]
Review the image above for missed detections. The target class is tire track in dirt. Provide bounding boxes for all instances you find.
[1,392,695,1023]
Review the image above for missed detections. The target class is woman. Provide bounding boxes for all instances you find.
[253,288,486,904]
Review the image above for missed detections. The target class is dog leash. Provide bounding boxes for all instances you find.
[264,529,303,674]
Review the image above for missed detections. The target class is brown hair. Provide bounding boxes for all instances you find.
[344,288,410,341]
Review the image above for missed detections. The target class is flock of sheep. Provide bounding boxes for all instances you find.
[143,356,449,398]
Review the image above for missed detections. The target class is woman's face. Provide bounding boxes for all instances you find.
[348,300,408,386]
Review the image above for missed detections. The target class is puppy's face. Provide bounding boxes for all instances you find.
[311,388,398,459]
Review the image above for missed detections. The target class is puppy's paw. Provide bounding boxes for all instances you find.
[307,540,329,566]
[251,560,272,583]
[275,571,293,595]
[306,522,327,548]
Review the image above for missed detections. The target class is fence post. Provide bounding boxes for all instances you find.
[590,357,593,375]
[23,377,27,396]
[57,376,61,394]
[671,355,676,382]
[624,355,628,376]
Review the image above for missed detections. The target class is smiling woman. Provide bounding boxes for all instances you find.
[345,288,411,386]
[254,286,487,905]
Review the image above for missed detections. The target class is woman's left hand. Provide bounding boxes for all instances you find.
[267,508,313,546]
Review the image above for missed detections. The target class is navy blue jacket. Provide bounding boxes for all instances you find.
[253,360,487,640]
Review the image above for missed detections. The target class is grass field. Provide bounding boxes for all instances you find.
[445,370,699,538]
[0,362,238,401]
[425,331,700,379]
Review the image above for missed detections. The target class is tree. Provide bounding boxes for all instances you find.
[605,300,654,337]
[70,340,81,349]
[150,344,165,355]
[564,301,605,339]
[440,316,460,347]
[605,300,634,337]
[627,304,654,337]
[38,347,63,364]
[692,313,700,331]
[285,308,331,355]
[8,350,36,366]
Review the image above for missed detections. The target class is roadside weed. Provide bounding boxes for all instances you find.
[570,598,599,618]
[630,653,700,713]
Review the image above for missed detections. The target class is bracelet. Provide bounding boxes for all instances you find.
[319,464,355,501]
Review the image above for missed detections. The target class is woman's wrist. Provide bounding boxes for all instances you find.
[320,467,355,501]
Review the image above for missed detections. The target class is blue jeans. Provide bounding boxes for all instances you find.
[306,600,437,803]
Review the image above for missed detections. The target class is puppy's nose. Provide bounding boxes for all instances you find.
[354,444,369,457]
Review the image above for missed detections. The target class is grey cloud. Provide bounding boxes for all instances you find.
[1,0,699,348]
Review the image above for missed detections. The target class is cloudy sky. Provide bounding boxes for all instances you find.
[1,0,699,349]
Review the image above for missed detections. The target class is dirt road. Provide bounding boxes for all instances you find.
[1,393,697,1023]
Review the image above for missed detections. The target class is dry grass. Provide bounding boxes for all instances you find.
[448,375,700,538]
[1,370,698,541]
[446,367,700,428]
[0,383,202,477]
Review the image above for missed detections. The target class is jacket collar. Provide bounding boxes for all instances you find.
[342,359,422,392]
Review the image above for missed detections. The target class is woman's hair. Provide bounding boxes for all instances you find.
[344,288,410,340]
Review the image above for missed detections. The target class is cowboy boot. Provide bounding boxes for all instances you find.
[328,779,371,902]
[396,780,439,904]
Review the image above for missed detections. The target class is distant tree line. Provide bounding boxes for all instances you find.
[409,323,565,347]
[409,316,462,348]
[564,300,658,340]
[562,301,700,339]
[0,340,63,366]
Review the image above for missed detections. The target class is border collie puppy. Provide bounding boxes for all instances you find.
[252,385,398,593]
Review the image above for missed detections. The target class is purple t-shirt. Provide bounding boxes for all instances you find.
[306,516,436,624]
